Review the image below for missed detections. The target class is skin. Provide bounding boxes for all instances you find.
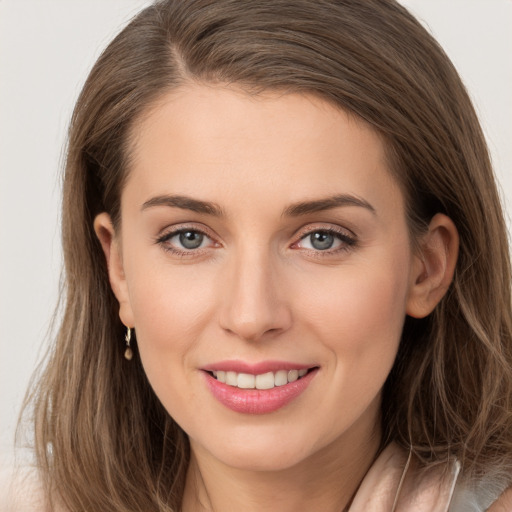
[95,84,458,512]
[489,489,512,512]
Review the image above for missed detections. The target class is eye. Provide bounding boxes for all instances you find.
[156,227,217,254]
[294,228,356,253]
[303,231,337,251]
[175,230,207,250]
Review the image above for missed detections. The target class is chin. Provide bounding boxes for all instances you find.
[218,446,310,472]
[191,423,327,472]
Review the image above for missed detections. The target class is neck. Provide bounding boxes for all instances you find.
[181,417,381,512]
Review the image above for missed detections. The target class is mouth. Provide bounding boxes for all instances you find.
[206,368,315,390]
[202,364,319,414]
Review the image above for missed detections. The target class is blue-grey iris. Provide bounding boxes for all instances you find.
[310,231,334,250]
[180,231,204,249]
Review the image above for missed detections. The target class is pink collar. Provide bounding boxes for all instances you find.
[349,443,460,512]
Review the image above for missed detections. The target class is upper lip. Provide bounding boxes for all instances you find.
[201,360,316,375]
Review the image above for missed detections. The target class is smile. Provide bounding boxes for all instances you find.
[202,363,319,414]
[210,369,309,389]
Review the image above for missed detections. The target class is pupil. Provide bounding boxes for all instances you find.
[179,231,203,249]
[311,231,334,250]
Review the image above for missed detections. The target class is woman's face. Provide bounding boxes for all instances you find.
[101,85,426,472]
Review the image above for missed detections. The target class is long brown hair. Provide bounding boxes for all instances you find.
[23,1,512,510]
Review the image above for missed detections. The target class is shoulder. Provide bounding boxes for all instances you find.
[0,466,56,512]
[488,488,512,512]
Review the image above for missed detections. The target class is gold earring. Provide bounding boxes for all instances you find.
[124,327,133,360]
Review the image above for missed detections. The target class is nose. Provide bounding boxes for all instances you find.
[219,248,292,342]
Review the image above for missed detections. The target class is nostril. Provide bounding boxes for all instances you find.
[221,322,285,343]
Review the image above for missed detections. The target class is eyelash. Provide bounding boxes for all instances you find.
[294,227,357,255]
[155,225,357,257]
[155,225,218,257]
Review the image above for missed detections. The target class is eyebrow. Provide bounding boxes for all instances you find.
[141,195,224,216]
[283,194,376,217]
[140,193,375,217]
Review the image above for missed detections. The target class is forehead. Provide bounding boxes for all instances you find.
[124,84,404,217]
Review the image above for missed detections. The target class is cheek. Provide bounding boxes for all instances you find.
[295,250,411,396]
[301,262,409,346]
[123,253,218,362]
[122,263,220,416]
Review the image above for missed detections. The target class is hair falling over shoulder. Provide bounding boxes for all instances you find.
[19,1,512,510]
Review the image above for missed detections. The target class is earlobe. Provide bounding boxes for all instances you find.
[94,213,134,327]
[406,213,459,319]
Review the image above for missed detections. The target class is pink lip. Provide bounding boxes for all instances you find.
[202,365,319,415]
[202,359,313,375]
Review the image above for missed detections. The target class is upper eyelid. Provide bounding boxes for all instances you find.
[295,230,355,246]
[157,223,217,240]
[294,223,357,239]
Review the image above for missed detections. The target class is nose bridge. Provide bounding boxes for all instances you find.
[219,241,290,341]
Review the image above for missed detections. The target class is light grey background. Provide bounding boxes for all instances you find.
[1,0,511,469]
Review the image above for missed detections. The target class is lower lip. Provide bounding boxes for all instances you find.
[203,369,318,414]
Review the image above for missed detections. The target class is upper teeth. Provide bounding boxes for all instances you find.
[212,369,308,389]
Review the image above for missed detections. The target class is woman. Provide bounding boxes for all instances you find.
[9,0,512,510]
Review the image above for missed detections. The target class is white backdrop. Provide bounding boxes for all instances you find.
[1,0,511,468]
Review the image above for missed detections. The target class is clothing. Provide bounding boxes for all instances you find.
[349,443,503,512]
[1,444,507,511]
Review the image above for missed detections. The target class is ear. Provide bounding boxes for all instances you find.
[94,212,135,328]
[406,213,459,318]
